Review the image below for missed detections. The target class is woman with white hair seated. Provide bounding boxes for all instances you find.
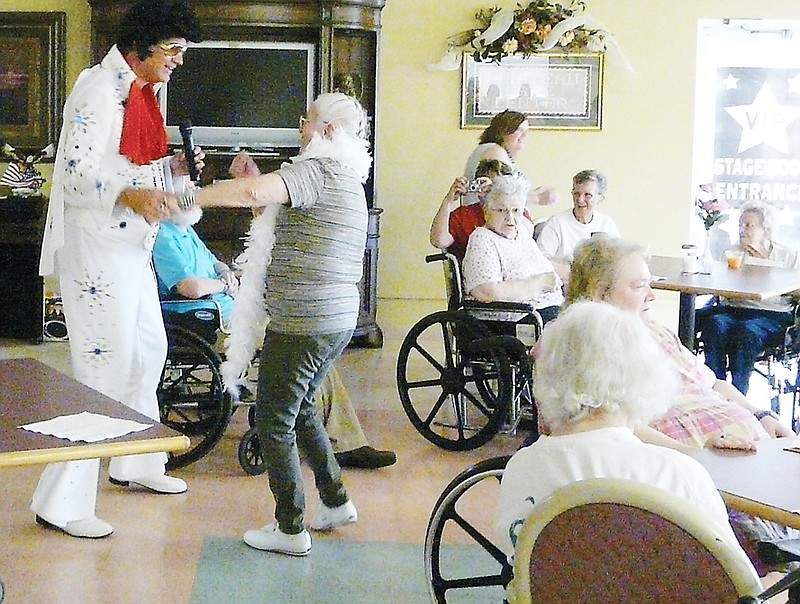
[462,174,562,324]
[701,200,800,396]
[495,301,743,560]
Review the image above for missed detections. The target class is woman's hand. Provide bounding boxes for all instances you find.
[218,269,239,296]
[533,272,562,296]
[447,177,468,201]
[759,414,795,438]
[743,242,770,259]
[229,151,260,179]
[533,185,558,206]
[705,433,757,451]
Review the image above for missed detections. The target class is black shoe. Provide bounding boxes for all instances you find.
[334,446,397,469]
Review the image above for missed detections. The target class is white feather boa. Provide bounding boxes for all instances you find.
[220,204,278,398]
[218,131,372,398]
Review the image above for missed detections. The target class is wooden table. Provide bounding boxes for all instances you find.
[690,437,800,530]
[648,255,800,350]
[0,358,188,467]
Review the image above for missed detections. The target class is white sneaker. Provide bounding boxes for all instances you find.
[243,523,312,556]
[36,515,114,539]
[109,475,187,494]
[309,500,358,531]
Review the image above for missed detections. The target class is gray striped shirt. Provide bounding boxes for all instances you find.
[266,158,367,334]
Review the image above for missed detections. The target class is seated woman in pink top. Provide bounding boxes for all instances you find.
[566,236,793,452]
[565,236,797,575]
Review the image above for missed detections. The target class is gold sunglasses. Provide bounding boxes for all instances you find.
[156,42,189,57]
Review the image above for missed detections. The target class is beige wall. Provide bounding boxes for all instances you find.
[376,0,800,300]
[6,0,800,305]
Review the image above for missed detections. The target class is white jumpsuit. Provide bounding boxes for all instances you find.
[34,45,184,527]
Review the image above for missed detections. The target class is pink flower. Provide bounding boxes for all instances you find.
[701,199,729,213]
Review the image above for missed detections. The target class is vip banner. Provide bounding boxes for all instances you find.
[713,66,800,209]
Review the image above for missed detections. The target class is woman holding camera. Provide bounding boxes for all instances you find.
[462,110,556,207]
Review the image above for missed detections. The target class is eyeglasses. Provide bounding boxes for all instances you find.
[299,116,329,129]
[156,42,189,57]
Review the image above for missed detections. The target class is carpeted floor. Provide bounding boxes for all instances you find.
[190,536,505,603]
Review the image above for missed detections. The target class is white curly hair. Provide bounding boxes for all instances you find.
[534,301,679,433]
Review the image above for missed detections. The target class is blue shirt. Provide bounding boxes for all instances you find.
[152,221,235,322]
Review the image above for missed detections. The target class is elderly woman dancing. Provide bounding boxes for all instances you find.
[183,92,371,556]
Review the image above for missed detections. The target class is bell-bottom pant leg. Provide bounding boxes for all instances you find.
[32,223,167,525]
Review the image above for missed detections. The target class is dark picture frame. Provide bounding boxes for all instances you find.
[0,12,66,151]
[461,52,604,130]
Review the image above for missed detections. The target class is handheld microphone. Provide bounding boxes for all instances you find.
[179,120,200,184]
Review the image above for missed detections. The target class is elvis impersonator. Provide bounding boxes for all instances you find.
[34,0,202,538]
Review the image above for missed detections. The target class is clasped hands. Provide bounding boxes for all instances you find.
[118,148,206,223]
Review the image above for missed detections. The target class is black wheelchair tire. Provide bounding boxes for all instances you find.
[158,323,232,470]
[425,456,512,603]
[238,427,266,476]
[396,310,510,451]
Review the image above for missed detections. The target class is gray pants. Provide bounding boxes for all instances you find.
[255,329,352,534]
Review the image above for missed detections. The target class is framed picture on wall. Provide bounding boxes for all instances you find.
[0,12,66,150]
[461,52,604,130]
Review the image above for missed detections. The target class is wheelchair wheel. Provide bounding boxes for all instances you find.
[158,323,232,469]
[397,311,511,451]
[425,456,512,603]
[238,427,266,476]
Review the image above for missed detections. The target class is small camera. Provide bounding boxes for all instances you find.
[466,180,482,192]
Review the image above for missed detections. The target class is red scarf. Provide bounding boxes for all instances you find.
[119,82,168,165]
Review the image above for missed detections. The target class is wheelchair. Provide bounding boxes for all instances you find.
[157,299,264,474]
[424,456,800,604]
[695,296,800,430]
[396,253,542,451]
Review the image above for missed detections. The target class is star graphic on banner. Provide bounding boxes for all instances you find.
[789,74,800,95]
[723,74,739,90]
[725,83,800,154]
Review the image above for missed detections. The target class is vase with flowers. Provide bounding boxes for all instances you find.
[695,183,729,274]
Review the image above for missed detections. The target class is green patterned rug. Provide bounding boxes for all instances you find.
[190,537,504,603]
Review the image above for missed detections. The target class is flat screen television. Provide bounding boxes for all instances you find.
[161,40,316,150]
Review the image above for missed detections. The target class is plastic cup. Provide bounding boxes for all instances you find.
[725,249,745,269]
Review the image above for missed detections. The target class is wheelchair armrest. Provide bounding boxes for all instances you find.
[425,253,448,264]
[462,299,536,314]
[461,300,545,342]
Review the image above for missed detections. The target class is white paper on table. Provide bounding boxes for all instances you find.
[20,411,153,443]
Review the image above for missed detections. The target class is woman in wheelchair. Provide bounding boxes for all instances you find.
[568,236,793,453]
[495,301,743,561]
[699,201,800,396]
[462,174,562,325]
[152,204,397,470]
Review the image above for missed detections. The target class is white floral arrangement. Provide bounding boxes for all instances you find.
[430,1,626,72]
